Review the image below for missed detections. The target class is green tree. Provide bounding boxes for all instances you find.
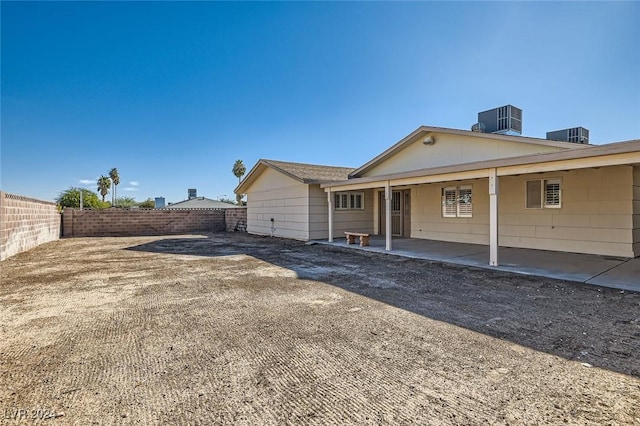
[97,176,111,202]
[232,159,246,184]
[115,196,137,208]
[138,198,155,209]
[56,187,107,209]
[109,168,120,206]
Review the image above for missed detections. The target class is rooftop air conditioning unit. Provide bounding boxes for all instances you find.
[477,105,522,135]
[546,127,589,144]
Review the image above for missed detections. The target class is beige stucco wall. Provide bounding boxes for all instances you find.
[246,171,375,241]
[245,167,310,240]
[309,186,375,240]
[308,185,327,240]
[499,166,634,257]
[633,166,640,256]
[362,133,567,177]
[332,188,375,238]
[411,180,490,244]
[409,166,635,257]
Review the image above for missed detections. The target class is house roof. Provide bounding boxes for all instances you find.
[164,197,242,209]
[235,159,355,194]
[350,125,592,178]
[322,138,640,189]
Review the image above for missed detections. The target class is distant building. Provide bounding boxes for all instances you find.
[164,197,242,209]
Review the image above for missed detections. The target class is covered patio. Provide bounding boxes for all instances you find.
[318,236,640,292]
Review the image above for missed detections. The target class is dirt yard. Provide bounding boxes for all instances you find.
[1,233,638,425]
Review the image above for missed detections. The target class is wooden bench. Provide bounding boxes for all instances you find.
[344,232,370,247]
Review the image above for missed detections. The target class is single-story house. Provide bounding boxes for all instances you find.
[165,197,242,209]
[235,159,355,240]
[236,126,640,264]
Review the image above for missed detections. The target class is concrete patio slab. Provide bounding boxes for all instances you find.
[318,237,639,292]
[586,258,640,292]
[459,247,628,283]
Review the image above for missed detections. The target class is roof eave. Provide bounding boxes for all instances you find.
[235,159,307,194]
[303,178,349,185]
[234,163,261,195]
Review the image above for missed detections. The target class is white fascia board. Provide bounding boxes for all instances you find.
[498,152,640,176]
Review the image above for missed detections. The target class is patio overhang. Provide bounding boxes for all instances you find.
[321,139,640,267]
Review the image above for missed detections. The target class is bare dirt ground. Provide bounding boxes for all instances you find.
[1,233,639,425]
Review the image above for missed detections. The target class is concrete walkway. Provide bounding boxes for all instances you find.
[318,237,640,292]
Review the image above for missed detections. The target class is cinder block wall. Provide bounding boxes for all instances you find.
[62,208,226,237]
[0,191,61,261]
[225,208,247,232]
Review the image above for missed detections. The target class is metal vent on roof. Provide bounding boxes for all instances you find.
[471,122,486,133]
[546,127,589,144]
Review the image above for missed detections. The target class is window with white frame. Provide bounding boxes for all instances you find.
[334,193,349,210]
[334,192,364,211]
[526,179,561,209]
[350,192,363,209]
[442,185,473,218]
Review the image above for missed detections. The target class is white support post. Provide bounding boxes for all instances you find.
[327,190,334,243]
[489,168,499,266]
[385,182,392,251]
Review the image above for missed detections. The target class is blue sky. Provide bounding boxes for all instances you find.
[2,2,639,204]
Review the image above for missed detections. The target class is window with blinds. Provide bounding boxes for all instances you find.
[442,187,457,217]
[457,186,473,217]
[526,179,561,209]
[442,186,472,218]
[544,180,561,208]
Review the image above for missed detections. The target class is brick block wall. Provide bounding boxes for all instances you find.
[225,208,247,232]
[62,208,227,237]
[0,191,61,261]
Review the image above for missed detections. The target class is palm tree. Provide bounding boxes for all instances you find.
[232,160,247,204]
[232,159,246,184]
[109,168,120,206]
[97,176,111,203]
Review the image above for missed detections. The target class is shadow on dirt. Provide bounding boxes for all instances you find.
[126,233,640,378]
